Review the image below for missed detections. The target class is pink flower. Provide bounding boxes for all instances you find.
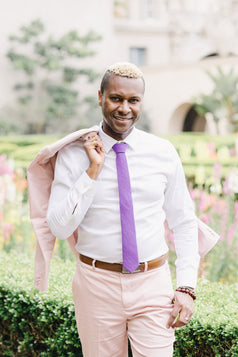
[190,189,201,200]
[198,192,212,213]
[212,162,222,181]
[227,225,236,244]
[207,142,218,159]
[199,214,210,224]
[1,222,14,240]
[213,199,227,215]
[0,154,13,176]
[223,176,232,194]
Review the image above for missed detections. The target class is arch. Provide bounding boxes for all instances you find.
[183,106,206,132]
[169,103,206,133]
[169,103,192,133]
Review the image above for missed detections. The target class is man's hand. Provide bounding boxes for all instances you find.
[166,291,194,329]
[83,133,105,180]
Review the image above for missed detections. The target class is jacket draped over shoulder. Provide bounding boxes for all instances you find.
[27,126,99,291]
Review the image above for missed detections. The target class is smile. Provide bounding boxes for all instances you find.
[113,116,132,121]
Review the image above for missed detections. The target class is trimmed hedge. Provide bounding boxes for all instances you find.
[1,251,238,356]
[1,133,237,176]
[0,135,57,170]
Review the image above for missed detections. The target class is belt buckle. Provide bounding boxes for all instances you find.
[121,264,141,274]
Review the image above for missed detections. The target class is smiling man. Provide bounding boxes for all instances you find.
[98,66,144,140]
[47,62,200,357]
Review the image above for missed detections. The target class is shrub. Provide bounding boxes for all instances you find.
[0,143,19,156]
[1,133,237,178]
[1,251,238,356]
[0,251,80,356]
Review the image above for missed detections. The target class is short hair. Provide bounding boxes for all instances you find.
[100,62,144,93]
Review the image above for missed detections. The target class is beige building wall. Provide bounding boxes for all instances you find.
[143,56,238,135]
[1,0,238,134]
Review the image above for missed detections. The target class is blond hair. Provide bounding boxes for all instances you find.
[106,62,143,78]
[100,62,144,93]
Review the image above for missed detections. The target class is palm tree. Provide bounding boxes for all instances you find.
[193,67,238,133]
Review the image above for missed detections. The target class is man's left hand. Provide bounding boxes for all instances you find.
[166,291,194,328]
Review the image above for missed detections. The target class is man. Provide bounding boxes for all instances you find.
[46,62,200,356]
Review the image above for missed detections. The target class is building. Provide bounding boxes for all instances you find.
[1,0,238,134]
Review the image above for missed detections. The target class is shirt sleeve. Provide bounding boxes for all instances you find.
[163,144,200,289]
[46,145,97,240]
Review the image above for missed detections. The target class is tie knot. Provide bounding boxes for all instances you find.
[112,142,128,154]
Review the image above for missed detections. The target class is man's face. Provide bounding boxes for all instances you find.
[98,74,144,140]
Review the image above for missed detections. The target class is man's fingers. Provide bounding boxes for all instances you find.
[166,306,181,329]
[83,135,103,151]
[171,313,191,328]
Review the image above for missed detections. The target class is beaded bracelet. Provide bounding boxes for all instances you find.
[175,286,196,300]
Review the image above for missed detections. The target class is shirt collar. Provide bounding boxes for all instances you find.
[99,122,137,153]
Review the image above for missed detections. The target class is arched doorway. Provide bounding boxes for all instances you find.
[169,103,206,133]
[169,103,206,134]
[183,106,206,132]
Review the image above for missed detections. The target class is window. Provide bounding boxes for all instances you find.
[129,47,147,65]
[140,0,158,19]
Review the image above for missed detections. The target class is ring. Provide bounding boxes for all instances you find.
[185,317,189,321]
[93,141,97,146]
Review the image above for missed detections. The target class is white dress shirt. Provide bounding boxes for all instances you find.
[47,124,200,287]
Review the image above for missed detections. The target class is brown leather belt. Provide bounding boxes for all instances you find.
[79,253,168,274]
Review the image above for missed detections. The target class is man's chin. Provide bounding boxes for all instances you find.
[103,120,135,139]
[112,123,134,135]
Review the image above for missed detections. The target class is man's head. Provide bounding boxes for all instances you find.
[98,62,145,141]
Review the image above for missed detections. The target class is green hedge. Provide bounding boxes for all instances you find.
[0,133,237,177]
[1,251,238,356]
[0,135,57,170]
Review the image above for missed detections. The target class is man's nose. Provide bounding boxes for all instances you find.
[118,100,130,114]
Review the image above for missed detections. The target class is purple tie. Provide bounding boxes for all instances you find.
[113,143,139,273]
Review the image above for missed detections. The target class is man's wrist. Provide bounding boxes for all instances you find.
[175,286,196,300]
[86,163,103,180]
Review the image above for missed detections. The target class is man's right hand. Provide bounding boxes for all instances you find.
[83,133,105,180]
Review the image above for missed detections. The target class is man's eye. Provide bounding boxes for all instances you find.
[111,97,121,102]
[129,98,139,103]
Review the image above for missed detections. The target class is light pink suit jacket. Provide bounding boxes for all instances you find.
[27,126,219,291]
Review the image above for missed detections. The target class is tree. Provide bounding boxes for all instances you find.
[193,67,238,134]
[6,19,102,134]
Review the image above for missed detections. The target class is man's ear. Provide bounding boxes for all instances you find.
[98,90,103,107]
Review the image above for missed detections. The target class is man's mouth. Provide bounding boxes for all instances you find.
[113,116,132,121]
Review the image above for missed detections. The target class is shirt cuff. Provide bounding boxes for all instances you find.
[74,171,96,197]
[176,255,200,289]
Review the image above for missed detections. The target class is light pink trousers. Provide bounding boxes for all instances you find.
[72,260,175,357]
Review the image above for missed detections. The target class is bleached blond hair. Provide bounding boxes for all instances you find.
[100,62,144,93]
[107,62,143,78]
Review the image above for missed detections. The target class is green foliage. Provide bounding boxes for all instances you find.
[1,132,237,174]
[0,134,57,146]
[0,136,58,169]
[1,252,238,356]
[193,67,238,133]
[174,280,238,356]
[0,143,18,155]
[165,133,238,183]
[0,253,80,356]
[5,19,102,134]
